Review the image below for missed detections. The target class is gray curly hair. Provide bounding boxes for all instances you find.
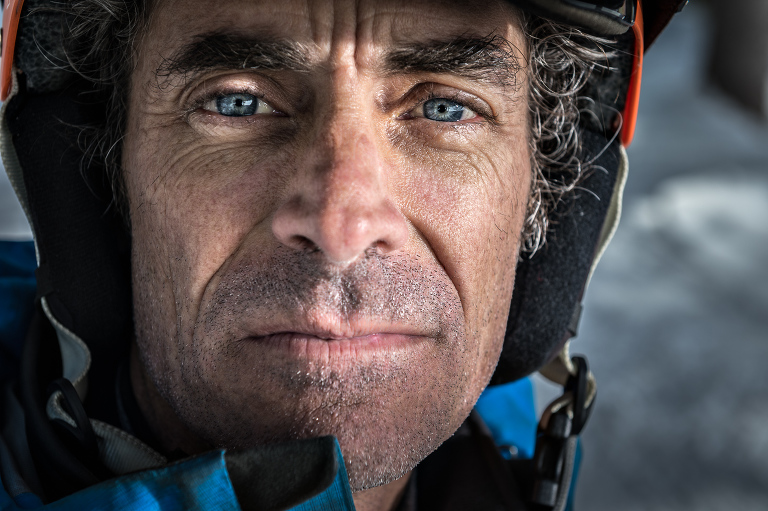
[60,0,613,255]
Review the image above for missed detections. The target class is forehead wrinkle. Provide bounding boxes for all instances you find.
[155,31,319,82]
[383,34,525,90]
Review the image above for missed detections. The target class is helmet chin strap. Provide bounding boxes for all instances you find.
[531,145,628,510]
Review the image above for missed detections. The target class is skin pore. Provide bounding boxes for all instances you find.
[123,1,532,509]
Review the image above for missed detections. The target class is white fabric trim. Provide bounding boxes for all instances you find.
[40,298,92,400]
[47,391,167,475]
[92,420,167,475]
[0,67,36,252]
[586,145,630,288]
[536,149,628,408]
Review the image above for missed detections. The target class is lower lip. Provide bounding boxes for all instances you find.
[246,332,428,360]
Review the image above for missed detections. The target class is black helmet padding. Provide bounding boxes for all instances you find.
[490,28,633,384]
[6,86,133,420]
[491,132,621,384]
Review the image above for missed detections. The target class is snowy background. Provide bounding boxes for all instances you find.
[569,3,768,509]
[2,2,767,509]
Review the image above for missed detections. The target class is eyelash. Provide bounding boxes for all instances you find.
[405,88,496,124]
[186,83,495,129]
[189,87,269,115]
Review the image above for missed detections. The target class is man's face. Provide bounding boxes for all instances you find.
[124,0,530,491]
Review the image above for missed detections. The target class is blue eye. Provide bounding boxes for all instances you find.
[216,93,259,116]
[423,98,468,122]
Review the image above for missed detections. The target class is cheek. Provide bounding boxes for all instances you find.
[397,133,531,372]
[123,127,296,312]
[401,144,529,290]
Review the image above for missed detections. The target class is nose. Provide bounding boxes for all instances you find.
[272,131,408,265]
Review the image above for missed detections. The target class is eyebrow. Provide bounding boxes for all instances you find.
[157,32,524,90]
[385,35,525,89]
[156,33,314,80]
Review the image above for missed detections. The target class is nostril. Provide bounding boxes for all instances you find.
[272,187,408,263]
[292,235,319,253]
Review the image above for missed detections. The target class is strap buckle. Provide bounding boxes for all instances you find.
[530,356,594,510]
